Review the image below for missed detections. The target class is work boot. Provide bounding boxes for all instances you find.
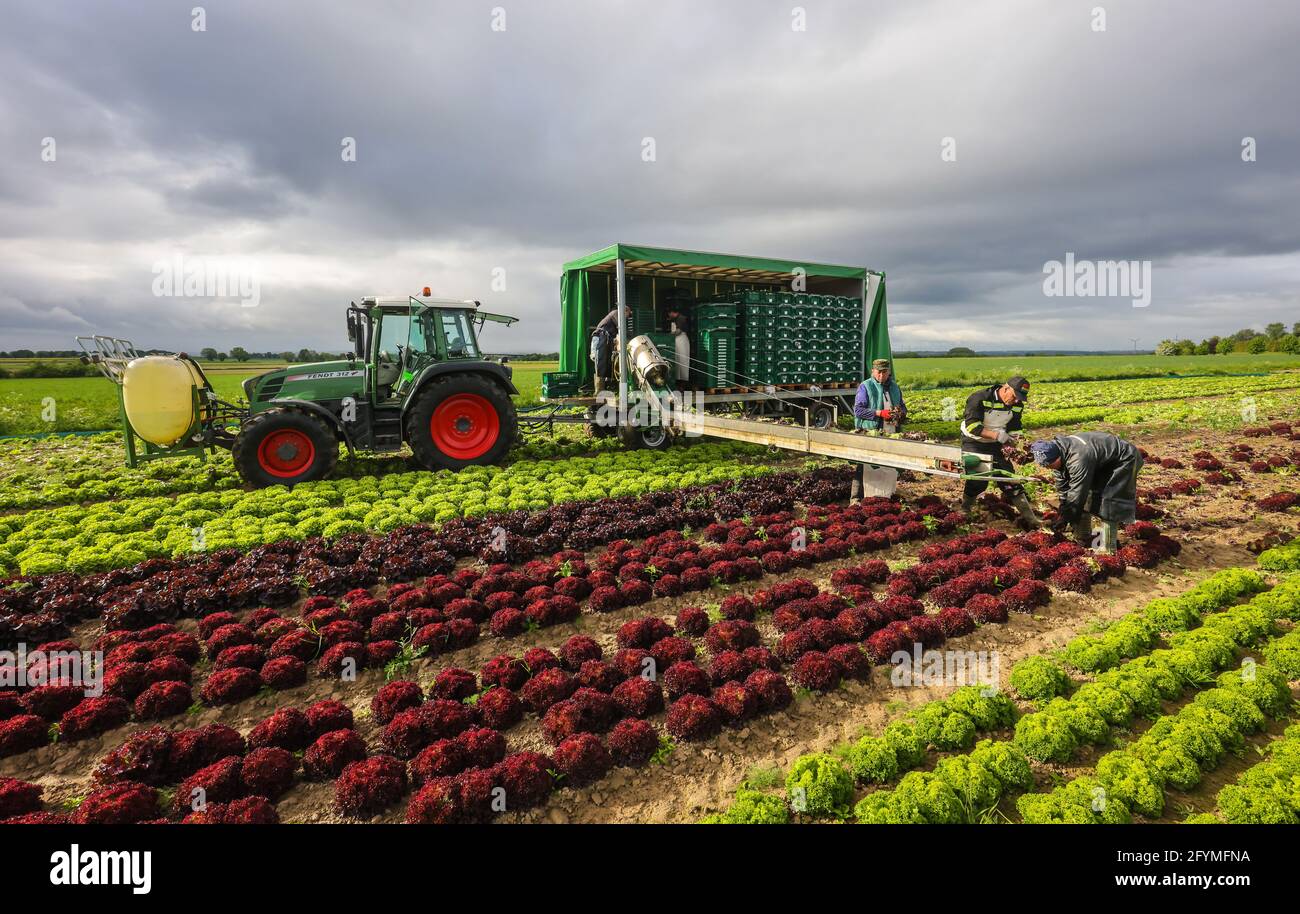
[850,476,863,504]
[960,494,978,515]
[1071,515,1094,548]
[1010,491,1041,528]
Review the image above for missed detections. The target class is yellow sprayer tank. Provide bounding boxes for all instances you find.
[121,356,203,446]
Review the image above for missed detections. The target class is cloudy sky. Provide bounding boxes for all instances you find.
[2,0,1298,354]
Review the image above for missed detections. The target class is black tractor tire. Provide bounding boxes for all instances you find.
[405,373,517,471]
[810,403,837,429]
[232,409,339,487]
[585,406,616,439]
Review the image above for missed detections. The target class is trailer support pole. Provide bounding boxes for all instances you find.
[616,257,628,427]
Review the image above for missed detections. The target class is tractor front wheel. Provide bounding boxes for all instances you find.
[406,374,517,471]
[232,409,339,487]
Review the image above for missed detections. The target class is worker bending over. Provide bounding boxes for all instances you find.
[1030,432,1143,551]
[850,358,906,501]
[960,375,1040,526]
[590,306,631,393]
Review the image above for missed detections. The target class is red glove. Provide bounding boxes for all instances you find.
[877,409,893,421]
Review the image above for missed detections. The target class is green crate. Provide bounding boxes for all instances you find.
[541,371,581,399]
[694,327,736,389]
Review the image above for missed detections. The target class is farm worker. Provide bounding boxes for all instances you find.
[854,359,906,432]
[960,375,1040,526]
[1030,433,1143,551]
[849,359,906,502]
[666,305,692,386]
[590,306,631,393]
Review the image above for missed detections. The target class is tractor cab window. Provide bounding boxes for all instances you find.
[441,311,478,359]
[375,312,410,366]
[402,308,436,376]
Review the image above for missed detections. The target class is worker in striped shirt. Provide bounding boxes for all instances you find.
[960,375,1041,526]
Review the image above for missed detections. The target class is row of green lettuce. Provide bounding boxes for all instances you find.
[0,429,626,513]
[703,566,1299,824]
[0,441,788,577]
[1189,720,1300,824]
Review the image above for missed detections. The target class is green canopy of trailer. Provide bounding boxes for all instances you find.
[558,244,888,387]
[562,244,868,280]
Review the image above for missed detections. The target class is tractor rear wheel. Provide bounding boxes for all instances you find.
[406,373,517,471]
[232,409,339,487]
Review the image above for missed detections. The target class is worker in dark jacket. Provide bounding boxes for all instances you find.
[960,375,1040,526]
[849,359,906,502]
[1030,432,1143,550]
[590,306,631,392]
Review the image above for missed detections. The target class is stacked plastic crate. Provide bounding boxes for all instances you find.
[722,291,864,386]
[733,290,777,385]
[692,301,738,389]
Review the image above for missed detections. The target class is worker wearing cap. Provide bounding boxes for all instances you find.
[854,359,906,433]
[960,375,1040,525]
[1030,433,1143,551]
[849,359,906,501]
[590,306,631,393]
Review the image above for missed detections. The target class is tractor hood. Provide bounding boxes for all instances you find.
[243,359,366,405]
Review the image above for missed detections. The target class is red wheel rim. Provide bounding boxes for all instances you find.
[430,394,500,460]
[257,429,316,478]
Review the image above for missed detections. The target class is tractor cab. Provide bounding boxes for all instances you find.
[350,295,516,404]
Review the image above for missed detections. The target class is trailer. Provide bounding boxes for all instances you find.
[542,244,891,443]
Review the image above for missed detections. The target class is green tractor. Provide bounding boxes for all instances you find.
[80,294,520,487]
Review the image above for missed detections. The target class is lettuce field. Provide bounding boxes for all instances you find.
[1,368,1299,828]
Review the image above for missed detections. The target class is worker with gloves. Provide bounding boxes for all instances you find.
[849,359,906,502]
[1030,433,1143,551]
[960,375,1040,526]
[590,306,631,393]
[854,358,906,432]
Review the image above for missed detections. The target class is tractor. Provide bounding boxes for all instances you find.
[80,293,520,487]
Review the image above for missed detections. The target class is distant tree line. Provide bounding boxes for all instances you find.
[1154,323,1300,356]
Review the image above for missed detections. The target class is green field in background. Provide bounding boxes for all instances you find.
[891,352,1300,388]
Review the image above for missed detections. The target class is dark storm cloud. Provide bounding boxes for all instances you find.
[1,0,1298,352]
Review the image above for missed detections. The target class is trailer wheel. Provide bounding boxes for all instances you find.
[810,403,837,429]
[617,423,671,450]
[233,409,339,487]
[406,373,517,471]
